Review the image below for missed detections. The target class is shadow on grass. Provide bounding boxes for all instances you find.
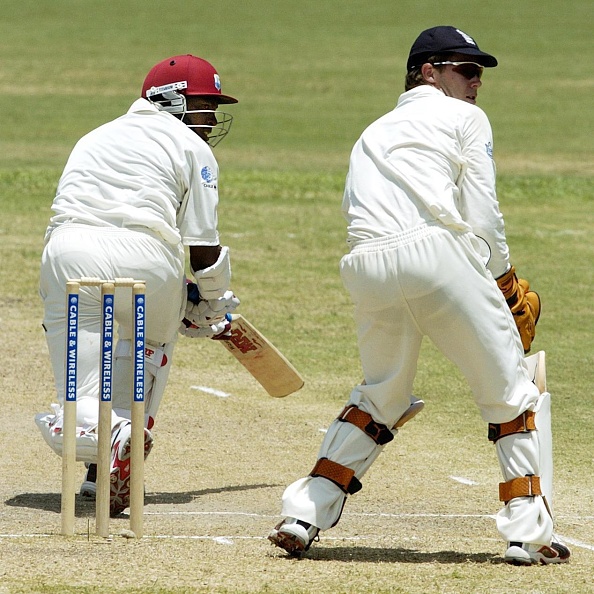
[4,483,279,516]
[292,546,502,564]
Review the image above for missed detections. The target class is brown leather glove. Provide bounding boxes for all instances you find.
[496,266,541,353]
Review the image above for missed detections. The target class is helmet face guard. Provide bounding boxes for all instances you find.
[146,81,233,147]
[142,55,237,146]
[183,109,233,147]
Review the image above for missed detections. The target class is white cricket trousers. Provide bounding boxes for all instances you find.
[39,223,185,433]
[281,223,554,546]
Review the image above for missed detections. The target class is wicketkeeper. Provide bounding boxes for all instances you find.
[36,54,240,516]
[268,26,570,566]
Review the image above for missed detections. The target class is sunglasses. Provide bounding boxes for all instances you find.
[432,61,484,80]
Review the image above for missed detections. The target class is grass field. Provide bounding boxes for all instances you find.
[0,1,593,593]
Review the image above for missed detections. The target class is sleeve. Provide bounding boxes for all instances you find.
[456,108,510,278]
[177,146,221,247]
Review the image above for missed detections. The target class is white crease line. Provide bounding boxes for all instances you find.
[143,510,594,521]
[557,534,594,552]
[3,532,593,552]
[145,511,272,517]
[0,533,371,543]
[349,512,497,519]
[2,523,593,551]
[190,385,231,398]
[148,535,366,542]
[2,515,592,550]
[450,476,479,485]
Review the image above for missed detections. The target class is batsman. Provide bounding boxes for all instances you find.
[269,26,570,565]
[36,54,240,517]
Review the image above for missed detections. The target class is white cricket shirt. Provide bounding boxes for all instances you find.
[46,98,220,247]
[342,85,509,277]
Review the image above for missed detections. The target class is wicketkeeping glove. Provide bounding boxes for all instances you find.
[496,266,541,353]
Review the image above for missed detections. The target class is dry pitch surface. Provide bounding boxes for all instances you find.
[1,298,593,594]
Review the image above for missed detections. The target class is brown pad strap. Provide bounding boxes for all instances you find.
[499,475,542,504]
[310,458,362,494]
[488,410,536,443]
[338,405,394,445]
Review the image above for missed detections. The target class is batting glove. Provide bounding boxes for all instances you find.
[184,291,240,326]
[179,315,231,339]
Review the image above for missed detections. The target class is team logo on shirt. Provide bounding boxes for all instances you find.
[485,141,493,159]
[201,166,217,188]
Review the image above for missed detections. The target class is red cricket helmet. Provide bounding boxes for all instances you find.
[141,54,238,104]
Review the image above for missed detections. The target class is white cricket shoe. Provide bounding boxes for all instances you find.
[80,463,97,499]
[109,421,153,517]
[504,541,571,565]
[268,518,319,557]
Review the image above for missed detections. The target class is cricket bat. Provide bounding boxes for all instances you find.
[217,314,304,398]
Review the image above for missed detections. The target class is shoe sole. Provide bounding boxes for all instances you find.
[268,530,307,557]
[109,429,153,517]
[505,543,570,566]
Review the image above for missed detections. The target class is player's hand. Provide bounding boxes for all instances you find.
[185,285,240,325]
[178,315,231,339]
[496,266,541,353]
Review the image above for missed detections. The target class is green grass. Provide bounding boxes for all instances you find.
[1,0,592,171]
[1,0,593,592]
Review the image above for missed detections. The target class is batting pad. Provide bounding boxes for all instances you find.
[495,391,554,545]
[35,404,101,464]
[281,418,390,530]
[112,339,175,422]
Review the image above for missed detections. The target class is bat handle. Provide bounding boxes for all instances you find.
[211,314,233,341]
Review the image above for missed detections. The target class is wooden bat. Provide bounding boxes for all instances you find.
[217,314,304,397]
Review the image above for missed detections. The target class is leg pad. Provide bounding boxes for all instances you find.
[310,458,362,495]
[499,475,542,504]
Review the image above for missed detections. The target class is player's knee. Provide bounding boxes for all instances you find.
[487,410,536,443]
[338,405,396,445]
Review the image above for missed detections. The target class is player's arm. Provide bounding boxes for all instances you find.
[458,110,540,352]
[189,244,221,272]
[458,108,509,278]
[179,244,239,339]
[179,148,239,337]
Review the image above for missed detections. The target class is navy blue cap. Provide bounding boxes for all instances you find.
[407,26,498,70]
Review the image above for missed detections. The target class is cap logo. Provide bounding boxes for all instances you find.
[146,80,188,98]
[214,74,221,91]
[456,29,477,46]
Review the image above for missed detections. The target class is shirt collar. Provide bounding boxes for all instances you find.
[127,97,162,114]
[397,85,444,106]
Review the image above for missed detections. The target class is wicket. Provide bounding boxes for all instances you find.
[61,277,146,538]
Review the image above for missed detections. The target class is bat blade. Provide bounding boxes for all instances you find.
[218,314,304,397]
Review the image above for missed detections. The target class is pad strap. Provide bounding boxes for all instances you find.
[499,475,542,503]
[487,410,536,443]
[338,405,394,445]
[310,458,362,495]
